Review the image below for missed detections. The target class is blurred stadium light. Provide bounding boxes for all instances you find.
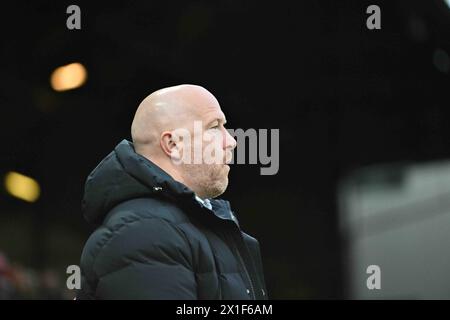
[4,172,41,203]
[50,62,87,92]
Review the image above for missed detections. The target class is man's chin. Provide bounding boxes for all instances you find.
[207,177,229,199]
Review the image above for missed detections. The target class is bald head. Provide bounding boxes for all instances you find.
[130,84,236,199]
[131,84,221,156]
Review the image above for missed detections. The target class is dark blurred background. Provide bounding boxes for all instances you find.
[0,0,450,299]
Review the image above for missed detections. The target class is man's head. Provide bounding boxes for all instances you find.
[131,84,237,199]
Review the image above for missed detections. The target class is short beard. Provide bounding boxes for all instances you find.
[181,163,229,199]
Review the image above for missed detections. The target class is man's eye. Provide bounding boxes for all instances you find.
[210,125,220,130]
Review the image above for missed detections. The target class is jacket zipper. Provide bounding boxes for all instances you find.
[214,212,258,300]
[233,239,256,300]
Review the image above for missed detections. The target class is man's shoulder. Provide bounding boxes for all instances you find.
[80,198,191,260]
[104,197,189,227]
[80,198,194,278]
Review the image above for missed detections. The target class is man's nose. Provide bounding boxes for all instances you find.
[224,128,237,150]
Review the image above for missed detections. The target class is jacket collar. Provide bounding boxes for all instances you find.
[82,139,239,227]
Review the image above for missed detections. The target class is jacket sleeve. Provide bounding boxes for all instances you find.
[92,216,197,299]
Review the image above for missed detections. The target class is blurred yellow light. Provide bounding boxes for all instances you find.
[4,171,41,203]
[50,62,87,91]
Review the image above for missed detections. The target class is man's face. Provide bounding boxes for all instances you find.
[174,102,237,199]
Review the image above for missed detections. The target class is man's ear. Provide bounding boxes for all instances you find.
[160,131,181,160]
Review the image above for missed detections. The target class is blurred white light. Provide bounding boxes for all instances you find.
[50,62,87,91]
[445,0,450,9]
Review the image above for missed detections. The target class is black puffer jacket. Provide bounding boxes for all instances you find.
[77,139,268,300]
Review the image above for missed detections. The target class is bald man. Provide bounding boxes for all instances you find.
[77,85,268,300]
